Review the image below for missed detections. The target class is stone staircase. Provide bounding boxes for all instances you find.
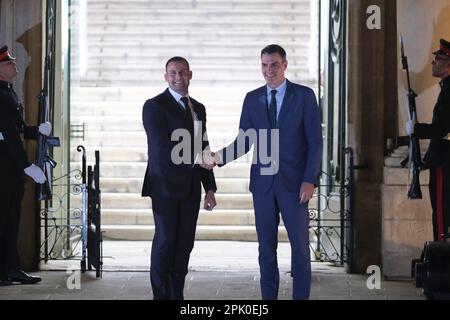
[70,0,317,241]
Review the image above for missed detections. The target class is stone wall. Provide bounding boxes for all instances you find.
[382,153,432,279]
[347,0,398,273]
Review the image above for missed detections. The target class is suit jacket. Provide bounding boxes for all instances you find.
[0,80,36,172]
[220,80,322,194]
[142,89,217,199]
[415,76,450,168]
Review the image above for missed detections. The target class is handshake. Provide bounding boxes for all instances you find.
[195,150,220,170]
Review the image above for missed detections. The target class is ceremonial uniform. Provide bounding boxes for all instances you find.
[0,46,42,285]
[414,39,450,241]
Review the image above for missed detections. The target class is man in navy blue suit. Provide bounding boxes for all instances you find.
[205,44,322,300]
[142,57,217,300]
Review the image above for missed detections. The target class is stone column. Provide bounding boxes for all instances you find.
[347,0,398,273]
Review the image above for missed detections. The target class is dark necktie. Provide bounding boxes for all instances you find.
[180,96,195,163]
[269,89,277,128]
[180,97,193,124]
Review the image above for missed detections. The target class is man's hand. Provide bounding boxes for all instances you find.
[38,121,52,136]
[198,150,219,170]
[204,190,217,211]
[299,182,315,204]
[24,164,46,184]
[405,120,415,136]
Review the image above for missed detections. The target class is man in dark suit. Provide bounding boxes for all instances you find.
[0,45,50,285]
[407,38,450,241]
[142,56,217,300]
[204,44,322,300]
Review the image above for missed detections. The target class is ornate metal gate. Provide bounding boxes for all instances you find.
[309,148,353,266]
[38,0,102,277]
[40,146,103,277]
[311,0,352,268]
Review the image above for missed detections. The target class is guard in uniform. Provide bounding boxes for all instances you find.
[0,45,51,285]
[407,39,450,242]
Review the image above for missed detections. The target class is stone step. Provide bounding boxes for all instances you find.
[71,144,242,156]
[97,177,250,193]
[84,65,308,77]
[77,132,242,147]
[79,77,315,88]
[70,122,238,136]
[87,17,308,26]
[70,147,251,164]
[86,51,308,64]
[71,161,251,178]
[83,67,308,83]
[87,40,308,51]
[72,193,254,209]
[89,0,309,10]
[102,209,256,225]
[70,116,243,136]
[86,25,304,34]
[79,130,145,146]
[87,8,308,17]
[71,0,315,241]
[87,56,309,67]
[71,86,252,101]
[83,71,308,84]
[101,225,289,241]
[71,102,244,117]
[72,75,238,87]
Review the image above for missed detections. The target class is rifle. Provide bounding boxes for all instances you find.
[36,0,60,201]
[400,35,423,199]
[36,91,60,201]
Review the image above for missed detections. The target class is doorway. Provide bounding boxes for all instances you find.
[40,0,352,272]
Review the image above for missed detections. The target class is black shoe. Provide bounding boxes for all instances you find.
[7,270,41,284]
[0,273,11,286]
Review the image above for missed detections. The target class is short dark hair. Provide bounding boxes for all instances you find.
[261,44,287,60]
[165,56,190,70]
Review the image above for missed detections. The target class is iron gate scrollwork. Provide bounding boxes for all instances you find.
[40,168,84,261]
[40,146,103,278]
[309,147,353,266]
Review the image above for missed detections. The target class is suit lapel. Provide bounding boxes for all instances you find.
[190,101,203,122]
[190,100,203,137]
[257,88,271,129]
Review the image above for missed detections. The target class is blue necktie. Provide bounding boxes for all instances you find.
[269,90,277,128]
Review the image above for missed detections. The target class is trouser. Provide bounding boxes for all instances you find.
[0,165,24,279]
[150,192,201,300]
[429,166,450,242]
[252,176,311,300]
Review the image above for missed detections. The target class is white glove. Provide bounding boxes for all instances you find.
[38,121,52,136]
[405,120,415,135]
[24,164,46,184]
